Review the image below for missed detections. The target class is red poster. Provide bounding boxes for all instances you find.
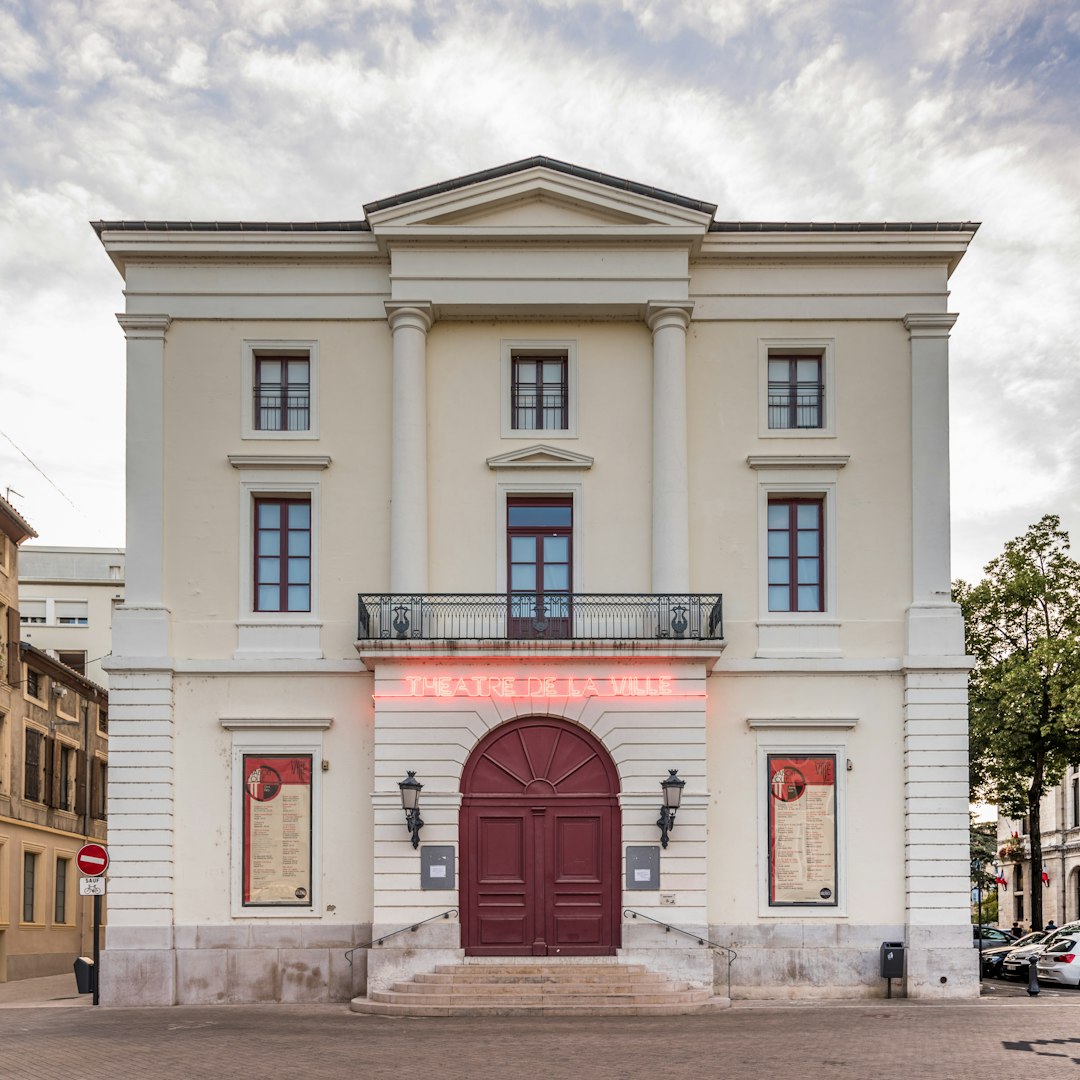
[767,754,837,906]
[242,754,312,906]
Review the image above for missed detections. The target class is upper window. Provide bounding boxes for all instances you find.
[758,339,835,438]
[768,355,823,430]
[19,599,88,626]
[501,340,577,438]
[20,600,45,625]
[242,341,319,440]
[254,498,311,613]
[767,499,824,613]
[25,669,42,700]
[512,355,568,431]
[24,727,44,802]
[254,355,310,432]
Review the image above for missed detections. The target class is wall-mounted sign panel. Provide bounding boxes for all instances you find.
[421,845,456,890]
[625,845,660,891]
[767,753,837,907]
[242,754,313,906]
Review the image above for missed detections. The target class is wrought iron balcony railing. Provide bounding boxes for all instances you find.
[357,593,723,642]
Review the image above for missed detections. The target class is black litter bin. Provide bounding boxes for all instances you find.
[880,941,905,978]
[73,956,95,995]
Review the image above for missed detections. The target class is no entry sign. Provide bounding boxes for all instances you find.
[76,843,109,877]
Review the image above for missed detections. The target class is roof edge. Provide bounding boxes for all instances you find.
[362,156,719,218]
[709,221,980,233]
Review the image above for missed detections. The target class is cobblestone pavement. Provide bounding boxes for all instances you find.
[1,993,1079,1080]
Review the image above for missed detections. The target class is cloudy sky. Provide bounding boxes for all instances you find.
[1,0,1077,582]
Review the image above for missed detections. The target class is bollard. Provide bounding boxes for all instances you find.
[1027,954,1040,996]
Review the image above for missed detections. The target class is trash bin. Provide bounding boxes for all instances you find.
[880,941,905,979]
[73,956,95,995]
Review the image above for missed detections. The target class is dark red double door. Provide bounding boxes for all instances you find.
[460,718,620,956]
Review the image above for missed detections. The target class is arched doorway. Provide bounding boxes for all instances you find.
[460,717,621,956]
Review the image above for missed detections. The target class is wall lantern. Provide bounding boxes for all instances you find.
[398,770,424,849]
[656,769,685,849]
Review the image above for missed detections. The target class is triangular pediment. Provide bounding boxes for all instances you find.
[365,158,716,233]
[486,444,595,471]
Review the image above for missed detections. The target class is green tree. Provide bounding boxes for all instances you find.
[955,514,1080,932]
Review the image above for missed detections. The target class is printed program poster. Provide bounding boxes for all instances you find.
[767,753,837,906]
[242,754,312,906]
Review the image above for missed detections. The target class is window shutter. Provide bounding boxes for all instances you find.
[74,749,87,816]
[44,736,57,807]
[25,729,40,802]
[6,608,18,684]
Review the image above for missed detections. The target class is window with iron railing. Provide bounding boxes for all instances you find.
[511,355,568,431]
[768,354,824,430]
[254,355,310,432]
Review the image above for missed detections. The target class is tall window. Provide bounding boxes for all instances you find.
[24,728,44,802]
[254,498,311,612]
[22,851,38,923]
[511,354,568,431]
[59,745,76,811]
[507,498,572,638]
[1072,774,1079,830]
[55,857,69,923]
[768,354,823,429]
[254,355,310,431]
[26,669,41,698]
[767,499,824,612]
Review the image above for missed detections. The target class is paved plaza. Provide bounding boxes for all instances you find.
[0,975,1078,1080]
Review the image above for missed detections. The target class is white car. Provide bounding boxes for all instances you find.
[1000,932,1049,979]
[1036,935,1080,987]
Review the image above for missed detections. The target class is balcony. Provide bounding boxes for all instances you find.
[357,593,723,644]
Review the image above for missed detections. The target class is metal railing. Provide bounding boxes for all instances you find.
[767,384,824,430]
[344,908,459,967]
[357,593,723,641]
[624,908,737,1000]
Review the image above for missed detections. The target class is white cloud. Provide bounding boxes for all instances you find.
[1,0,1078,569]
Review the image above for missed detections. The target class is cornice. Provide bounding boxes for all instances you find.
[903,313,960,338]
[115,313,171,340]
[746,455,850,470]
[228,454,332,470]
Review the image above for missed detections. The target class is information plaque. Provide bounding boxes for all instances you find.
[767,753,837,907]
[242,754,313,906]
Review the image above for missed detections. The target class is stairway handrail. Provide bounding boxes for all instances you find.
[344,908,459,966]
[623,908,737,1000]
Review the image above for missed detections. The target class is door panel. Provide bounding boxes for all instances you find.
[461,718,620,957]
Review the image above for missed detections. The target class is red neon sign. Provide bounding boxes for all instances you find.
[392,675,676,699]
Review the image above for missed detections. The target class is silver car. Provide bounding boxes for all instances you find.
[1001,931,1049,979]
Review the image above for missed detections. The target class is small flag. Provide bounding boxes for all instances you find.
[1042,865,1050,887]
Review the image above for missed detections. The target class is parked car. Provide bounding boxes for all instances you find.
[974,925,1014,948]
[1036,934,1080,987]
[999,932,1049,979]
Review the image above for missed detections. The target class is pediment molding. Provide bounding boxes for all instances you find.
[486,444,595,471]
[366,165,714,234]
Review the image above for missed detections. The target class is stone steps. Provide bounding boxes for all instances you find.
[350,960,731,1017]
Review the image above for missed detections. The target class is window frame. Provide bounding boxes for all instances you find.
[501,340,578,439]
[767,497,825,614]
[21,846,44,926]
[242,340,319,441]
[253,496,313,614]
[54,853,74,925]
[23,724,46,803]
[239,480,321,622]
[750,720,853,918]
[758,338,836,439]
[223,718,328,919]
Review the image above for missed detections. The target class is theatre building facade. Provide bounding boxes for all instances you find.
[94,159,978,1007]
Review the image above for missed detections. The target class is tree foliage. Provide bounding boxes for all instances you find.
[955,514,1080,929]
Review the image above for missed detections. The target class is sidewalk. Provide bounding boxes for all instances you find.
[0,972,91,1009]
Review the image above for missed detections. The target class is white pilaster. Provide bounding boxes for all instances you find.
[647,302,693,595]
[903,313,963,657]
[387,303,433,594]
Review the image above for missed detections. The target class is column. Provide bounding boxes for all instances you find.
[647,302,694,595]
[903,313,962,657]
[901,312,975,997]
[387,303,433,594]
[102,314,176,1005]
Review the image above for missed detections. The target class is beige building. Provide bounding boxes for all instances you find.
[996,770,1080,929]
[0,498,109,981]
[94,158,978,1008]
[19,546,125,688]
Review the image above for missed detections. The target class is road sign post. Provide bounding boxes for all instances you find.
[76,843,108,1006]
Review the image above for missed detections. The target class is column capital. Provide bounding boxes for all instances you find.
[646,301,694,333]
[385,301,434,334]
[116,314,172,340]
[903,313,958,338]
